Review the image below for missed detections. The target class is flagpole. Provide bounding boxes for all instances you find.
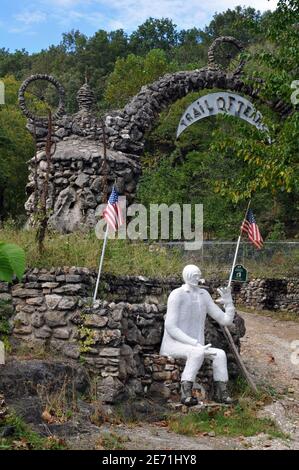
[93,224,109,303]
[222,197,258,394]
[228,199,251,288]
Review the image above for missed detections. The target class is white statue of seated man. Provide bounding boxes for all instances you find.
[160,264,235,406]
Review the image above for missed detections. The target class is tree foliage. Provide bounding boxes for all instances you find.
[104,49,178,108]
[130,18,179,55]
[0,76,34,220]
[200,6,268,44]
[137,91,291,239]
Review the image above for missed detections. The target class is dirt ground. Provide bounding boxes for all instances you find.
[67,311,299,450]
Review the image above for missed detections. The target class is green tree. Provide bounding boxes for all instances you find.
[136,79,298,240]
[104,49,178,108]
[173,28,207,69]
[200,6,268,45]
[130,18,178,55]
[0,48,31,80]
[0,76,34,220]
[212,0,299,215]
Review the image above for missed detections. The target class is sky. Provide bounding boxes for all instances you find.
[0,0,278,53]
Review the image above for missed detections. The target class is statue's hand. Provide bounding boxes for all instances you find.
[216,286,233,305]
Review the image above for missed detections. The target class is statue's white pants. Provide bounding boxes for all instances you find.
[165,342,228,383]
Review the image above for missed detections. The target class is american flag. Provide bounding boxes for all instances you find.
[103,187,124,231]
[241,209,263,249]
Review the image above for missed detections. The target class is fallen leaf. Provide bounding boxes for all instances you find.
[46,436,66,449]
[256,401,265,407]
[153,421,168,427]
[12,439,30,450]
[42,410,55,424]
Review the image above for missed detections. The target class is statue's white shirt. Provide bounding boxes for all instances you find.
[160,284,235,356]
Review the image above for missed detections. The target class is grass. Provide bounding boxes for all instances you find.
[96,432,128,450]
[36,378,78,425]
[168,378,287,439]
[168,400,286,439]
[0,228,184,277]
[0,413,67,450]
[186,251,299,280]
[231,376,281,402]
[245,252,299,279]
[11,344,51,360]
[0,299,14,353]
[0,226,298,278]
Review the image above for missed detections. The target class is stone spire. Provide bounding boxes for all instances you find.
[76,80,95,113]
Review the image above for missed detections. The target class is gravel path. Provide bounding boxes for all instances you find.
[240,311,299,398]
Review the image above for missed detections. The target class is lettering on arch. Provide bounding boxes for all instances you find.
[177,92,271,142]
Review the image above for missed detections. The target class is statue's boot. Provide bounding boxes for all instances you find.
[181,381,198,407]
[213,381,234,404]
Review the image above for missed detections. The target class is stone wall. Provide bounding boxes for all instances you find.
[100,274,299,314]
[233,278,299,313]
[105,69,257,154]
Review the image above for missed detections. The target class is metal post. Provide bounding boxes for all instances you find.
[228,199,251,287]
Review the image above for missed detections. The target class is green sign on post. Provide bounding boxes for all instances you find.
[232,264,248,282]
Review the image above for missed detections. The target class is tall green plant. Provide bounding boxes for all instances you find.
[0,242,25,282]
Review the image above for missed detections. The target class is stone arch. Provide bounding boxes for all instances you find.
[105,68,255,154]
[105,38,292,155]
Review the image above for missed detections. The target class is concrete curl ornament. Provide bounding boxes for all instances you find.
[18,74,65,123]
[207,36,245,74]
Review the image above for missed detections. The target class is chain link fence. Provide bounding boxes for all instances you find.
[163,241,299,279]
